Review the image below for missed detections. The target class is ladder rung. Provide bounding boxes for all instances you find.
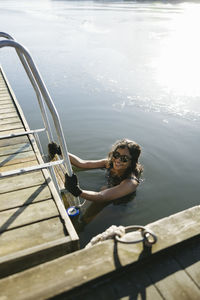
[0,160,64,178]
[0,128,46,140]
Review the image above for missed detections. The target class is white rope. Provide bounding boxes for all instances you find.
[85,225,157,248]
[85,225,125,248]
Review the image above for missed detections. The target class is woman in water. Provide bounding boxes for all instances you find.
[64,139,143,202]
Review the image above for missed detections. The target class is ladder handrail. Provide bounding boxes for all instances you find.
[0,32,14,40]
[0,32,53,142]
[0,159,64,178]
[0,38,73,178]
[0,128,45,139]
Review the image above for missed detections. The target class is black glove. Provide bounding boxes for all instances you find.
[65,173,82,197]
[48,142,62,158]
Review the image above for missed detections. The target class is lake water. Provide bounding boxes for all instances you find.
[1,0,200,247]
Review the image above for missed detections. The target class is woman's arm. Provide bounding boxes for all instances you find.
[69,153,107,169]
[80,178,139,202]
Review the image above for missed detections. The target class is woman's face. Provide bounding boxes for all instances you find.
[112,146,132,172]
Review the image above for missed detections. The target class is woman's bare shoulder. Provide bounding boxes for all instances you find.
[121,177,139,190]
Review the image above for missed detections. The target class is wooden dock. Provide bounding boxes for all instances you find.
[0,205,199,299]
[0,66,79,278]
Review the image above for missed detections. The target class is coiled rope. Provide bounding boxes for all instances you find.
[85,225,157,248]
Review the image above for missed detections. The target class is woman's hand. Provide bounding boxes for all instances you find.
[65,173,82,197]
[48,142,62,158]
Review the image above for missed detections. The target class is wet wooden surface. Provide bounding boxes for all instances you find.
[0,67,79,278]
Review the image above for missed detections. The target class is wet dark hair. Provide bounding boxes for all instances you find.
[107,139,143,180]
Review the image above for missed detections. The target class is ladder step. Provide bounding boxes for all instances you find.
[0,128,46,140]
[0,160,64,178]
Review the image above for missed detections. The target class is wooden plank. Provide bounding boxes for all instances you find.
[0,91,9,94]
[0,171,46,194]
[172,238,200,289]
[0,236,73,279]
[0,135,30,147]
[145,205,200,256]
[0,150,37,167]
[0,103,15,109]
[0,81,8,85]
[0,122,23,132]
[0,116,20,125]
[87,264,163,300]
[0,184,52,211]
[0,142,32,156]
[0,87,9,91]
[0,100,11,105]
[145,253,200,300]
[0,217,68,257]
[0,97,9,100]
[120,268,163,300]
[0,111,18,118]
[0,128,25,136]
[0,90,8,94]
[0,107,16,114]
[0,84,9,87]
[0,158,38,173]
[0,199,59,233]
[81,281,117,300]
[0,97,12,102]
[0,103,14,108]
[0,80,7,84]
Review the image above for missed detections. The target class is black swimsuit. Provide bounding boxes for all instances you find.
[106,167,139,188]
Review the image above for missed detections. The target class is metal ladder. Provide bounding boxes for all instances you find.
[0,32,77,203]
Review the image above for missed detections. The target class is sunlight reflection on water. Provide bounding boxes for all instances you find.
[1,0,200,246]
[2,1,200,122]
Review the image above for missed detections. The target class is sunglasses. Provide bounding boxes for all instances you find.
[113,151,131,163]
